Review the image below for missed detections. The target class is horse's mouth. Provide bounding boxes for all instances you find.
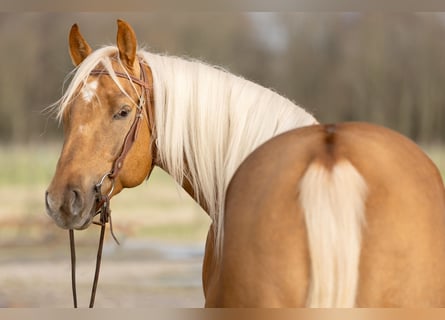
[47,202,97,230]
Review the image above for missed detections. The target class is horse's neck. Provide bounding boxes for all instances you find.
[147,52,317,219]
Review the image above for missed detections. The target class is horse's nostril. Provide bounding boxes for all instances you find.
[45,191,51,211]
[70,188,84,215]
[72,189,79,200]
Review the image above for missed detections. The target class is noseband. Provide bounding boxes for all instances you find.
[69,60,152,308]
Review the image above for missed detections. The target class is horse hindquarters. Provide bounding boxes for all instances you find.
[209,123,445,307]
[210,124,370,307]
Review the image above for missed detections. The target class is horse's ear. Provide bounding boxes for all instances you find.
[68,24,92,66]
[116,19,137,71]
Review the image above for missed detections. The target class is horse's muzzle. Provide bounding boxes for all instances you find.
[45,187,94,229]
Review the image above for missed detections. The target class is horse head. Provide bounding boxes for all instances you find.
[45,20,155,230]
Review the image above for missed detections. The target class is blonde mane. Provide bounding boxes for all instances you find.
[54,46,317,260]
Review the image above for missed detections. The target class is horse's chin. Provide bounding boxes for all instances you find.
[73,216,94,230]
[74,205,98,230]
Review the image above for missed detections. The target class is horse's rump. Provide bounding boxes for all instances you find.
[208,122,445,307]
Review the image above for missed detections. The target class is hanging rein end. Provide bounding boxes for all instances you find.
[69,229,78,308]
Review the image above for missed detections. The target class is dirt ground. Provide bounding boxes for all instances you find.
[0,239,205,308]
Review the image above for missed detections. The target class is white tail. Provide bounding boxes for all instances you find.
[299,160,368,307]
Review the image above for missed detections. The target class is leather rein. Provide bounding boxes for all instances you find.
[69,60,152,308]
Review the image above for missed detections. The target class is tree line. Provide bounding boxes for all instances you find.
[1,12,444,144]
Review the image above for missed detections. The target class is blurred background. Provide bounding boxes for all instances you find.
[1,12,445,307]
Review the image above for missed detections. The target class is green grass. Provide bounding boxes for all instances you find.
[0,144,59,186]
[0,143,444,245]
[0,143,176,186]
[1,143,445,186]
[0,143,210,245]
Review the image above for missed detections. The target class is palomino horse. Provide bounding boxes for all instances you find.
[45,20,445,307]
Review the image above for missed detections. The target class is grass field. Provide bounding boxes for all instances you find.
[0,143,210,246]
[1,142,444,246]
[1,143,445,228]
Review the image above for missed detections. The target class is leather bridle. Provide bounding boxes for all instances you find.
[69,60,153,308]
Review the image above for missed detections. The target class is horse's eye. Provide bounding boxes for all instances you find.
[114,106,131,120]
